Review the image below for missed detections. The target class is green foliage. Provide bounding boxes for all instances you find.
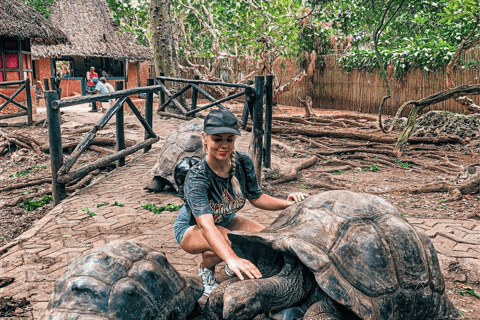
[322,0,480,75]
[21,0,55,18]
[105,0,150,46]
[96,202,109,208]
[82,207,96,216]
[142,203,183,214]
[369,164,378,172]
[332,170,344,175]
[453,287,480,299]
[9,165,47,178]
[112,201,125,207]
[395,159,412,168]
[18,195,53,211]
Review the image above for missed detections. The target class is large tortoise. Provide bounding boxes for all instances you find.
[146,118,205,194]
[206,190,459,320]
[43,240,203,320]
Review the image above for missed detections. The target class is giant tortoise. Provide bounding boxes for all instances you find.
[43,240,203,320]
[146,118,205,194]
[206,190,459,320]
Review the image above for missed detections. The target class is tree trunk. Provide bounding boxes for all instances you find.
[149,0,187,111]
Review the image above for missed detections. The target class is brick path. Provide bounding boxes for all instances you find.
[1,125,479,319]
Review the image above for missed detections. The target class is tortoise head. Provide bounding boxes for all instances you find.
[222,280,262,320]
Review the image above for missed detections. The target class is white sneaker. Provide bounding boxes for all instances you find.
[224,264,235,277]
[198,265,218,297]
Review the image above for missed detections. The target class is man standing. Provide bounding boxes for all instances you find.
[86,77,109,112]
[86,66,98,92]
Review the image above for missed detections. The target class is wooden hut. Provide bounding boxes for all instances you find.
[0,0,67,116]
[32,0,152,98]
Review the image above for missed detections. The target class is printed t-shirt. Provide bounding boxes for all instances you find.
[183,151,263,225]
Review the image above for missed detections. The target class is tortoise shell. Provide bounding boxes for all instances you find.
[229,190,457,319]
[149,118,205,187]
[43,240,203,320]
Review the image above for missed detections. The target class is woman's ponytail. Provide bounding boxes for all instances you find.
[230,151,243,197]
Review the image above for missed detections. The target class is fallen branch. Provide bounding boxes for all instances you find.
[41,137,135,153]
[0,178,51,193]
[269,156,318,185]
[0,188,51,208]
[66,170,100,192]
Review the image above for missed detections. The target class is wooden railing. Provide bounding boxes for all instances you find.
[154,74,274,180]
[0,79,33,125]
[47,79,159,204]
[47,75,274,205]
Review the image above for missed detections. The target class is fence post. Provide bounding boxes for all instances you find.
[81,77,87,96]
[46,91,65,205]
[115,81,125,167]
[242,79,254,130]
[25,78,33,126]
[159,72,165,107]
[144,78,154,153]
[191,75,199,111]
[263,75,273,168]
[252,76,264,184]
[43,78,50,91]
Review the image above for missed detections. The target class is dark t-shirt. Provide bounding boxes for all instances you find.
[183,151,263,226]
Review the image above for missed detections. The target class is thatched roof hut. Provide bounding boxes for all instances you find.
[31,0,151,61]
[0,0,67,44]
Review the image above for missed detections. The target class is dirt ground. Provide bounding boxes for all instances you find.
[1,100,480,318]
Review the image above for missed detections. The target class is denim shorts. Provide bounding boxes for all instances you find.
[87,86,96,92]
[173,205,237,245]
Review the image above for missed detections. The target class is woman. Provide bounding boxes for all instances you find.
[173,108,308,296]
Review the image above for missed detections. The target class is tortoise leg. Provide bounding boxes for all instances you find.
[304,298,345,320]
[144,177,166,192]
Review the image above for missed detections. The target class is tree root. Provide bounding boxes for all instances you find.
[269,156,318,185]
[279,134,333,150]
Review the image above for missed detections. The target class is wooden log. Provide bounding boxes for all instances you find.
[159,72,165,107]
[52,84,168,109]
[0,178,51,192]
[57,127,99,175]
[46,91,66,205]
[0,80,26,87]
[57,137,160,184]
[268,126,465,145]
[157,84,191,112]
[145,78,154,153]
[25,79,33,126]
[264,75,273,168]
[155,82,187,114]
[189,84,228,111]
[157,111,194,120]
[191,75,199,111]
[252,76,264,184]
[0,84,26,112]
[116,81,125,167]
[125,98,157,139]
[0,188,52,208]
[269,156,318,185]
[41,137,135,153]
[66,170,100,192]
[185,90,245,116]
[157,76,249,88]
[0,112,28,120]
[87,145,113,154]
[242,80,254,130]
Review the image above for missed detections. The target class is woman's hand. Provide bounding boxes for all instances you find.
[225,256,262,281]
[287,192,309,205]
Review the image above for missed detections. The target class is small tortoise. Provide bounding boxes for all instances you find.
[43,240,203,320]
[146,118,205,193]
[206,190,459,320]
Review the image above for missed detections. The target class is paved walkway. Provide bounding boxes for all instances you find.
[1,128,480,319]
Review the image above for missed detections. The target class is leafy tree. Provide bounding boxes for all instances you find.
[105,0,150,46]
[21,0,55,18]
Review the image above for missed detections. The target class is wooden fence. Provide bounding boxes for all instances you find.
[163,49,480,116]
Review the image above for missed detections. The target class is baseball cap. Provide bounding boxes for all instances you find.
[204,109,241,136]
[91,77,99,83]
[100,77,107,83]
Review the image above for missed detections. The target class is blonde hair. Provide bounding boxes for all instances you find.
[202,132,243,197]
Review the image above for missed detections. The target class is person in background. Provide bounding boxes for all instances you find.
[33,81,44,106]
[62,64,70,78]
[86,77,109,112]
[86,66,98,92]
[99,68,109,78]
[100,77,115,106]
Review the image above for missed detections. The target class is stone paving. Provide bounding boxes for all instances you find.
[1,125,480,319]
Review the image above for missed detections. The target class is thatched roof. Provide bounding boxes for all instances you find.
[0,0,67,44]
[31,0,151,61]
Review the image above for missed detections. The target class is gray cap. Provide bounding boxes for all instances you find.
[100,77,107,83]
[204,109,241,136]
